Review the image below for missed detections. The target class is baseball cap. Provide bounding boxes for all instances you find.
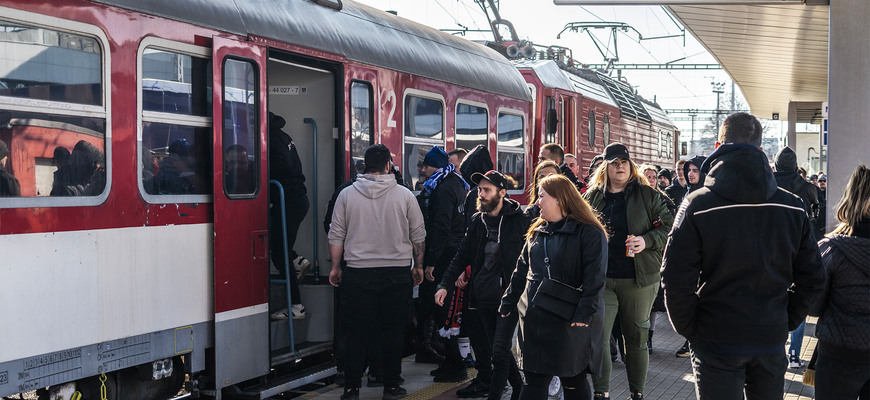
[603,143,630,161]
[471,170,508,190]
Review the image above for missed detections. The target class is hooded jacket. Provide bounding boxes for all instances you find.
[269,113,306,198]
[773,147,818,220]
[439,197,532,309]
[682,155,707,193]
[458,145,494,229]
[661,144,826,345]
[811,225,870,356]
[327,173,426,268]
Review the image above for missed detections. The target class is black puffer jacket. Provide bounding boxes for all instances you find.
[439,198,531,308]
[811,225,870,352]
[500,218,607,377]
[423,172,469,266]
[661,144,826,345]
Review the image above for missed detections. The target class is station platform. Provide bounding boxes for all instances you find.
[298,317,818,400]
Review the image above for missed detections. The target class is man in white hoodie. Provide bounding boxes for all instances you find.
[328,144,426,400]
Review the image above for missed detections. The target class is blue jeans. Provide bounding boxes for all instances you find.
[788,319,806,355]
[689,340,787,400]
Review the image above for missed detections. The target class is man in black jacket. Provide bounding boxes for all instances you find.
[416,145,470,380]
[539,143,584,193]
[773,147,819,230]
[665,159,688,206]
[435,170,530,400]
[661,112,826,400]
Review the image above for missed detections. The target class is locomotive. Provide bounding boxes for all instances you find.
[0,0,676,399]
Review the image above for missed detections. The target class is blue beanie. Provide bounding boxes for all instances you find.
[423,146,449,168]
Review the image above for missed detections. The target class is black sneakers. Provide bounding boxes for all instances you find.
[675,340,690,358]
[382,385,408,400]
[433,367,468,382]
[630,392,644,400]
[340,388,360,400]
[456,378,489,398]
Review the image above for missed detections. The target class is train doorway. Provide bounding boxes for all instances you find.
[265,52,338,359]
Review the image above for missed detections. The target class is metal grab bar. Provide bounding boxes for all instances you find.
[269,179,296,353]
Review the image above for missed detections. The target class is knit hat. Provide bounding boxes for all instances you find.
[423,145,449,168]
[774,147,798,173]
[657,169,672,180]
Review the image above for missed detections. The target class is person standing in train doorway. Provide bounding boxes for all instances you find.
[268,112,309,320]
[328,144,426,400]
[661,112,826,400]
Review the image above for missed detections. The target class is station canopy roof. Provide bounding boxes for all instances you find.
[555,1,830,123]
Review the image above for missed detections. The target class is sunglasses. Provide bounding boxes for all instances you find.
[819,180,826,182]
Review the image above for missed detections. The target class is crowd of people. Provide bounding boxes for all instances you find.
[324,111,868,400]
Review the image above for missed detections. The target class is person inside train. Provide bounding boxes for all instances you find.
[224,144,254,194]
[564,153,581,178]
[156,138,204,194]
[500,174,608,400]
[448,147,468,170]
[538,143,583,193]
[49,146,73,196]
[0,139,21,197]
[268,111,310,320]
[810,164,870,400]
[435,170,530,400]
[52,140,106,197]
[584,143,673,400]
[416,145,470,382]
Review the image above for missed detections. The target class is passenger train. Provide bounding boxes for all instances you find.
[0,0,677,399]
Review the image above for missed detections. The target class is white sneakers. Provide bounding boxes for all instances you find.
[788,350,803,369]
[270,304,306,320]
[293,256,311,280]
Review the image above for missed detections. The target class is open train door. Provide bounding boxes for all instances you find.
[211,36,270,395]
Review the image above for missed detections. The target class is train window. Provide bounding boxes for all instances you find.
[0,23,102,106]
[497,110,525,191]
[603,114,610,146]
[588,109,596,148]
[658,130,664,158]
[455,102,488,152]
[402,91,445,190]
[0,15,109,205]
[138,39,213,202]
[350,81,373,171]
[544,97,557,144]
[222,58,259,197]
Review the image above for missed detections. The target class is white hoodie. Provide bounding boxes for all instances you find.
[327,173,426,268]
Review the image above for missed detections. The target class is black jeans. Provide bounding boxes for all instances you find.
[482,310,522,400]
[520,371,591,400]
[269,194,308,304]
[339,267,413,389]
[416,247,463,367]
[689,339,787,400]
[814,341,870,400]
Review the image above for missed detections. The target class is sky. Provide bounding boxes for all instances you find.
[352,0,740,136]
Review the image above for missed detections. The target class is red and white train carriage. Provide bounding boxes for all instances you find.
[0,0,676,399]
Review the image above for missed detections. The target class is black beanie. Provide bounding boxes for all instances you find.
[774,147,798,172]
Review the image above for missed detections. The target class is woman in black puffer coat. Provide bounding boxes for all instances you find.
[500,174,608,400]
[809,164,870,400]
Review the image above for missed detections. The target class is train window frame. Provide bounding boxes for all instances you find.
[0,7,111,208]
[496,107,526,195]
[603,114,611,146]
[221,56,261,199]
[588,109,596,148]
[401,89,446,192]
[137,37,213,204]
[454,99,489,154]
[349,80,374,174]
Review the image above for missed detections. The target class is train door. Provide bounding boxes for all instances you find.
[211,36,270,393]
[266,52,337,354]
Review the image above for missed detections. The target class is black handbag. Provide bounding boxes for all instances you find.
[531,236,583,320]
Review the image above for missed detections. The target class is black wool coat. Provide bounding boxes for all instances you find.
[499,218,608,377]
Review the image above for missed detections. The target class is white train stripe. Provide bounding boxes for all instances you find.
[215,303,269,322]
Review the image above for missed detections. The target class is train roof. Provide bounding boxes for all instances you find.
[90,0,533,102]
[640,99,676,127]
[512,60,615,107]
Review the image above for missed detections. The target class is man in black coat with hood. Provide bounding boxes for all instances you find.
[773,147,819,230]
[661,112,825,400]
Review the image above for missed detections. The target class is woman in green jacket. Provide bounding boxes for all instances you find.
[583,143,674,400]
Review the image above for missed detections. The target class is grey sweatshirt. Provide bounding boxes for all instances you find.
[327,173,426,268]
